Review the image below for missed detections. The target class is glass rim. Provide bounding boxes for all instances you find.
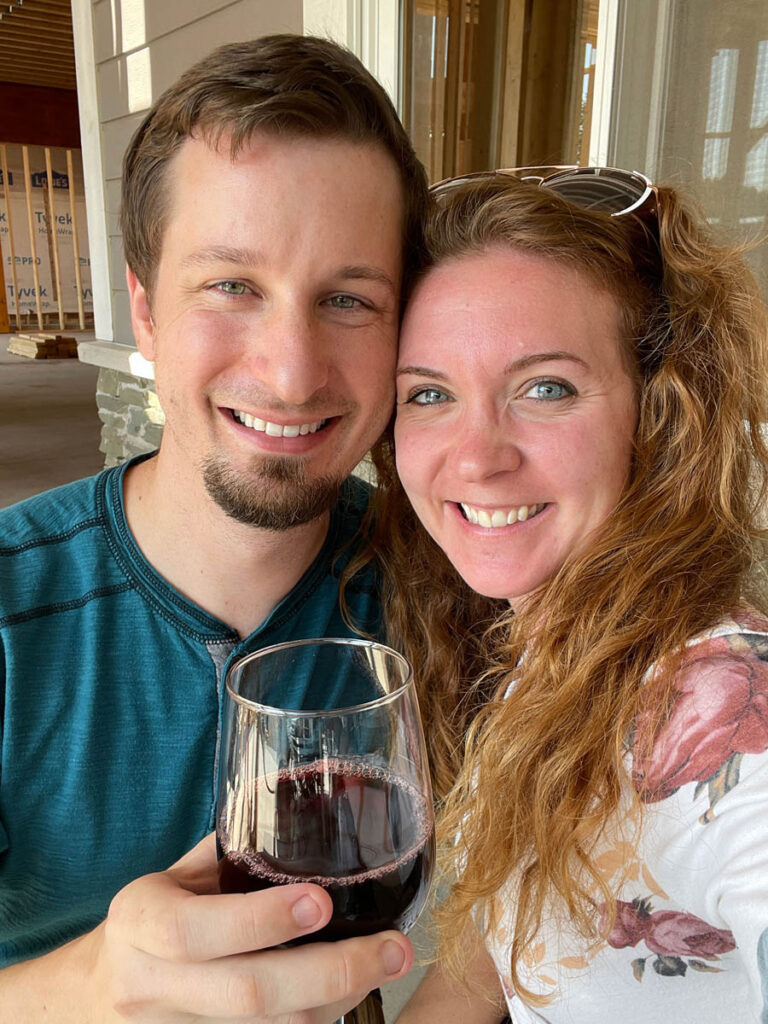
[430,164,657,219]
[224,637,414,718]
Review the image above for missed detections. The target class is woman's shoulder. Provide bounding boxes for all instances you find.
[684,606,768,651]
[631,607,768,810]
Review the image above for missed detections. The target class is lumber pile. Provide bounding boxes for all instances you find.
[7,333,79,359]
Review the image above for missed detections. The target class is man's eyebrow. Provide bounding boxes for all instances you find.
[337,265,397,295]
[397,352,589,379]
[178,250,397,294]
[179,246,261,269]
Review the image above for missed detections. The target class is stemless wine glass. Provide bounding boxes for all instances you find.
[216,638,435,1022]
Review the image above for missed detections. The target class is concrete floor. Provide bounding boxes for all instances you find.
[0,334,104,509]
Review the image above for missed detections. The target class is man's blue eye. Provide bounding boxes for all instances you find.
[328,295,360,309]
[525,380,573,400]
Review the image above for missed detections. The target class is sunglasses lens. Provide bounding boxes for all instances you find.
[430,167,656,219]
[544,170,650,214]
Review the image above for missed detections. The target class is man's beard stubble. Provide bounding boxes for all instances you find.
[202,452,342,531]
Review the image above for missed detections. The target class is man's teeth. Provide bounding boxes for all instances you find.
[459,502,546,527]
[233,410,326,437]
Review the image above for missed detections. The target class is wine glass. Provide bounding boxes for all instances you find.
[216,638,435,1021]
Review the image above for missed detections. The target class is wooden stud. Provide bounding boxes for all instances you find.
[0,231,9,333]
[462,0,476,171]
[21,145,43,330]
[400,0,414,136]
[498,0,526,167]
[66,149,85,330]
[44,148,65,330]
[442,0,464,179]
[1,144,22,330]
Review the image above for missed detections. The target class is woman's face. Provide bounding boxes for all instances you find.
[395,248,638,606]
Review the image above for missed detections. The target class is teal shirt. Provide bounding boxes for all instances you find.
[0,457,382,966]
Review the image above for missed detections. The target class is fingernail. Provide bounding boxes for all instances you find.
[381,939,406,975]
[292,895,322,928]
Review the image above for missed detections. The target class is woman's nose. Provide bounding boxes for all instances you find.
[450,420,523,482]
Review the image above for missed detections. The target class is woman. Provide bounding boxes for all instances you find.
[365,169,768,1022]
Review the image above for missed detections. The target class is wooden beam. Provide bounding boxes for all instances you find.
[0,70,77,91]
[517,0,581,165]
[66,148,84,330]
[0,229,9,333]
[498,0,526,167]
[0,61,75,81]
[0,37,76,57]
[1,143,21,330]
[1,17,73,36]
[21,144,43,329]
[44,147,64,329]
[442,0,464,178]
[1,33,74,53]
[1,0,73,15]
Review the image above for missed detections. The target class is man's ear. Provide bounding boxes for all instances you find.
[126,265,156,361]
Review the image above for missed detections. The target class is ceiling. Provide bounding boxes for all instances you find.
[0,0,77,91]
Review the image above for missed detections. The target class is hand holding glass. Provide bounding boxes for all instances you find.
[216,638,435,945]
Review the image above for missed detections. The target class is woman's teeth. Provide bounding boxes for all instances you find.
[459,502,546,528]
[233,410,326,437]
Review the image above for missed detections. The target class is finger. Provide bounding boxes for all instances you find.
[167,832,221,895]
[108,874,334,962]
[136,930,413,1018]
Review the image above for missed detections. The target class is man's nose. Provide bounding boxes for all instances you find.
[254,309,330,406]
[450,417,523,482]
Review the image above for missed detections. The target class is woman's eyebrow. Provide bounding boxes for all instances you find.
[396,352,589,380]
[503,351,590,373]
[396,365,448,380]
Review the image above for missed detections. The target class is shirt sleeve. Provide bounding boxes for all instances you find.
[0,639,7,855]
[653,636,768,1021]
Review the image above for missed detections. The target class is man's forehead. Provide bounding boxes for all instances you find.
[162,129,405,230]
[155,131,405,293]
[170,128,402,183]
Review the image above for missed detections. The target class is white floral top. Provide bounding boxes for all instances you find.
[487,612,768,1023]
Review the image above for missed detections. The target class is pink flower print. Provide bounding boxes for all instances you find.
[643,910,736,958]
[731,609,768,634]
[633,649,768,804]
[604,898,736,983]
[605,899,650,949]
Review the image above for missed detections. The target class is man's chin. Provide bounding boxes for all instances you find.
[202,455,343,531]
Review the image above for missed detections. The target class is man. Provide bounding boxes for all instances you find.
[0,35,428,1020]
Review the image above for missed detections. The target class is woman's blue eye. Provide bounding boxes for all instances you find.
[524,379,573,401]
[408,388,449,405]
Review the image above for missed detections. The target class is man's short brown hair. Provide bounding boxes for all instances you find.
[121,34,429,298]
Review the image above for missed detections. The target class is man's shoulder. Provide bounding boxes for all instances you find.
[0,470,110,554]
[0,469,123,625]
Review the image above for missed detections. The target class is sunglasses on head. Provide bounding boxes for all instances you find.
[430,165,658,221]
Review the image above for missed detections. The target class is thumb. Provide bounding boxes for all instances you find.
[166,832,221,894]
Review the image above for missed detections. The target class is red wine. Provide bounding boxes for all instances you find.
[217,759,434,941]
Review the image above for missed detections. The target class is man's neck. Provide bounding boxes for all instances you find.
[122,452,331,638]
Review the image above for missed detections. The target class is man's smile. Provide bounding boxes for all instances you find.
[231,408,329,437]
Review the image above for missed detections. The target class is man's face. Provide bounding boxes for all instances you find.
[127,133,404,530]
